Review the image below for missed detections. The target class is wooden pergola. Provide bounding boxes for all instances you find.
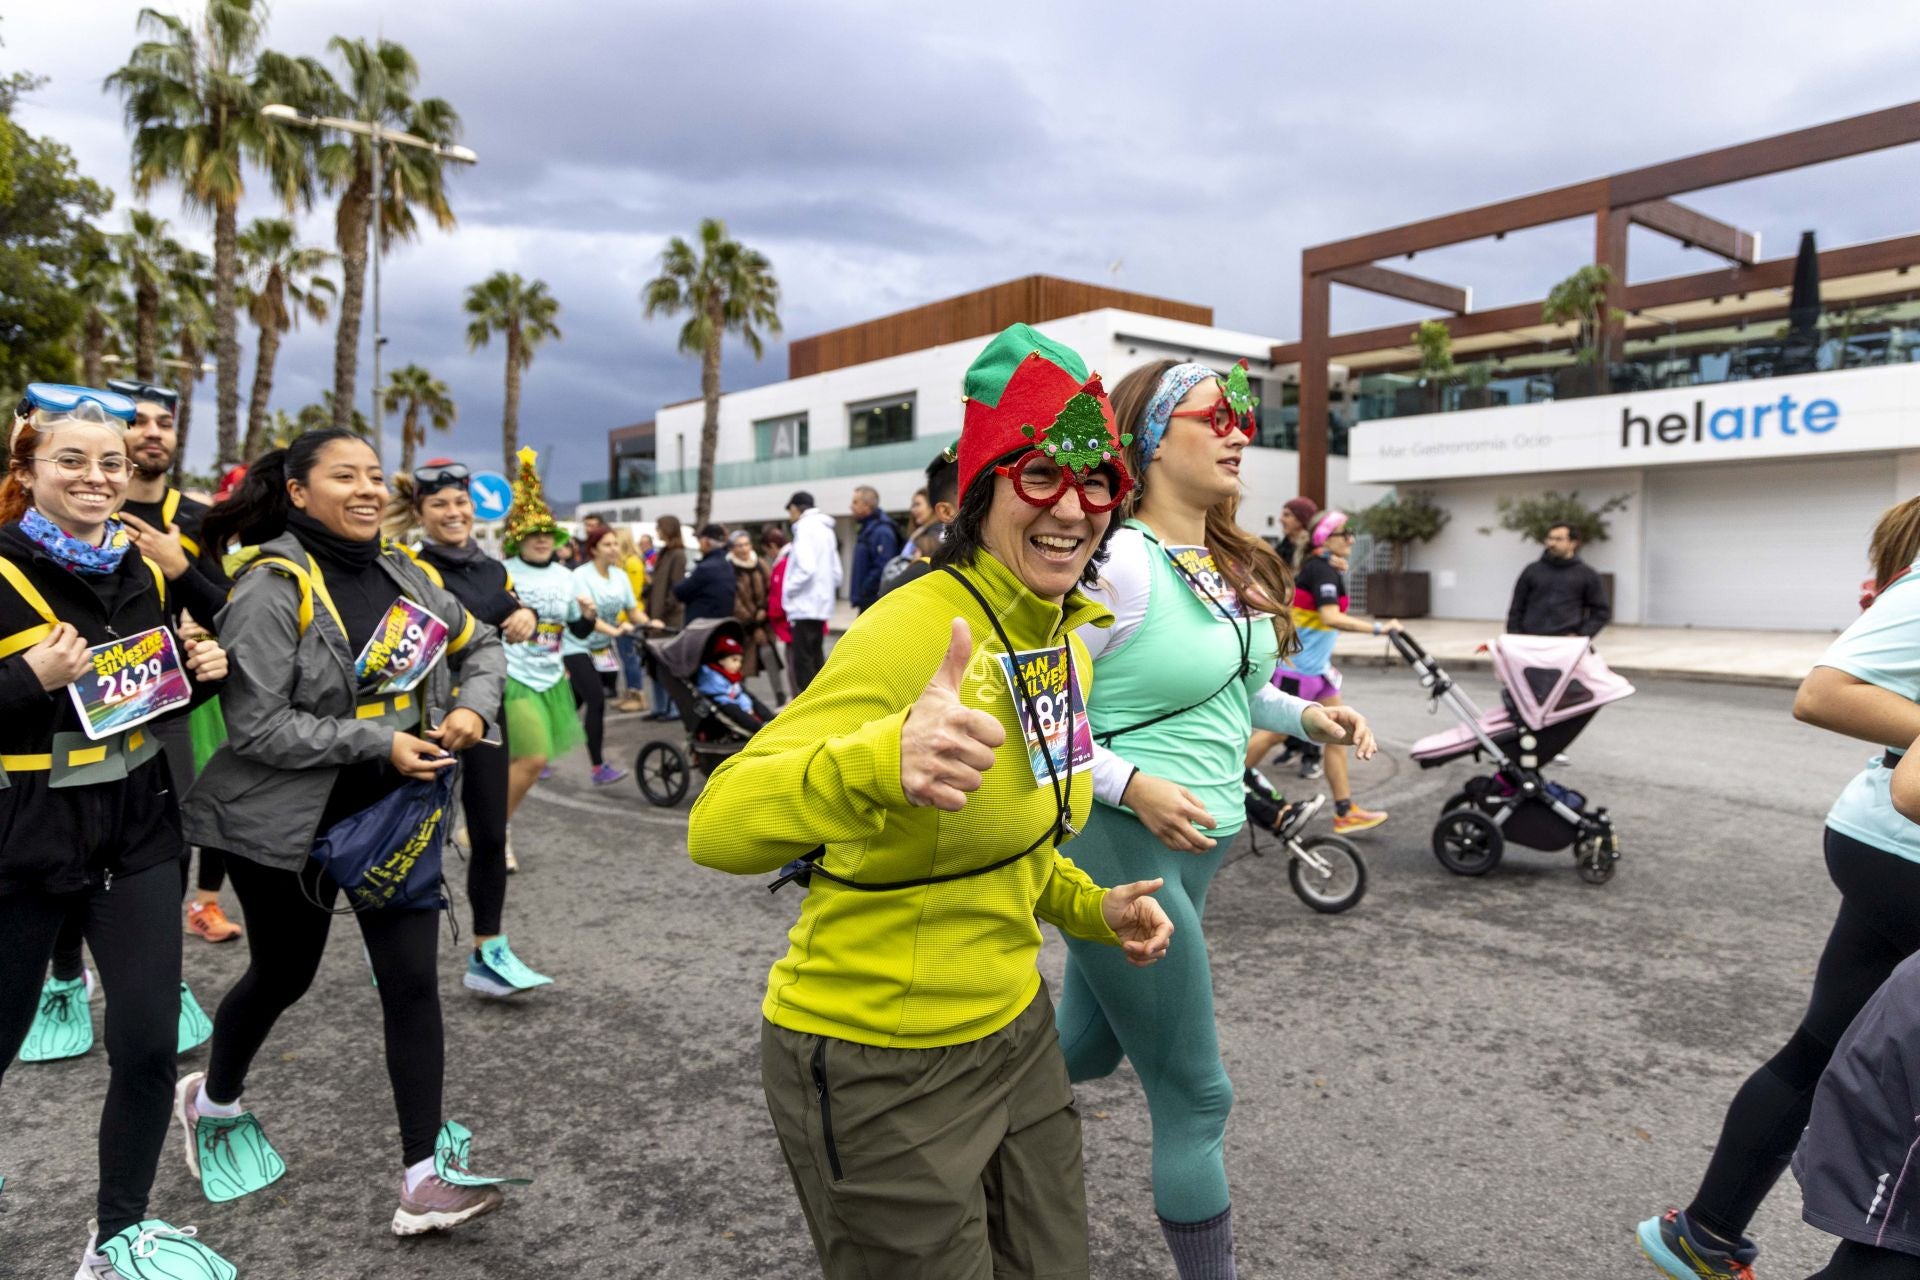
[1272,102,1920,505]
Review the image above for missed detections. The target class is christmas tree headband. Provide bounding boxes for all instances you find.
[958,323,1131,501]
[1137,361,1260,477]
[502,445,568,556]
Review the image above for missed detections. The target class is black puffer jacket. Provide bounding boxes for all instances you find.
[1505,552,1611,637]
[0,523,210,895]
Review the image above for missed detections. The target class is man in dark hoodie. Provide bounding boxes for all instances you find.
[1506,522,1611,637]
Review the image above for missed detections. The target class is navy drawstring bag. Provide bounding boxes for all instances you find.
[308,765,457,912]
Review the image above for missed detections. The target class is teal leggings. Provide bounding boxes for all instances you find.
[1056,801,1236,1223]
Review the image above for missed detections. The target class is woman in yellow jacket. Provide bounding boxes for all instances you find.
[690,323,1174,1280]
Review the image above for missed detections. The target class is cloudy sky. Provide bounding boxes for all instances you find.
[10,1,1920,498]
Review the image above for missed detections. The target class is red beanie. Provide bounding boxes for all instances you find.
[712,634,743,658]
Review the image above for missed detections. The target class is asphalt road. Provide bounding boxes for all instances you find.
[1,658,1880,1279]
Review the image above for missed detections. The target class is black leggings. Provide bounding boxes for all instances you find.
[205,855,445,1165]
[1689,829,1920,1241]
[1810,1240,1920,1278]
[0,861,182,1237]
[564,652,616,767]
[460,726,510,938]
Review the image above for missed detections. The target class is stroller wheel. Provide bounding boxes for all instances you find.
[1287,834,1367,914]
[1575,837,1617,885]
[1432,810,1503,877]
[635,740,691,807]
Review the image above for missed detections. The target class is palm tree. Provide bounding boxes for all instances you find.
[107,1,320,467]
[464,273,560,472]
[295,391,369,439]
[160,250,214,481]
[381,364,456,474]
[642,218,781,528]
[239,217,335,460]
[70,234,126,387]
[314,37,461,435]
[114,209,182,381]
[260,407,299,448]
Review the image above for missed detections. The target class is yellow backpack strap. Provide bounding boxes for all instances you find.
[239,555,316,637]
[143,555,167,609]
[400,543,446,589]
[162,488,180,527]
[0,556,57,659]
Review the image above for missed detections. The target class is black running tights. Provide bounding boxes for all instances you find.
[205,856,445,1165]
[0,861,181,1237]
[1810,1240,1920,1278]
[1688,829,1920,1242]
[461,727,510,938]
[564,651,615,767]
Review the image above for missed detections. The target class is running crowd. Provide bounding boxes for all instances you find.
[5,318,1920,1280]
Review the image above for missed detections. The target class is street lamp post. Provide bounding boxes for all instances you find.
[259,103,477,468]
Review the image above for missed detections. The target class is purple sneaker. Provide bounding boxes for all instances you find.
[392,1173,503,1236]
[591,762,627,786]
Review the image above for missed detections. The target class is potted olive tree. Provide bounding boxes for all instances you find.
[1349,490,1450,617]
[1490,489,1630,605]
[1459,359,1499,409]
[1542,264,1623,399]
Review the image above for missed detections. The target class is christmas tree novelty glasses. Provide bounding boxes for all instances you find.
[1168,361,1260,438]
[995,451,1131,513]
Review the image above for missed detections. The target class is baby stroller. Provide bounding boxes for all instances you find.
[1391,631,1632,884]
[633,618,770,807]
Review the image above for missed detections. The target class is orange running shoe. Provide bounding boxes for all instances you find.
[1332,805,1389,835]
[185,900,243,943]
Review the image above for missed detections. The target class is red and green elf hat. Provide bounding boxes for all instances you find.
[958,323,1131,501]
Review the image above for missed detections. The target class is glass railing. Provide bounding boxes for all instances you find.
[1350,301,1920,425]
[621,431,962,498]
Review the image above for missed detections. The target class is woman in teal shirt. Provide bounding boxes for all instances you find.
[566,526,642,785]
[1061,360,1375,1280]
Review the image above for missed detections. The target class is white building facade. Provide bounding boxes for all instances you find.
[583,306,1385,569]
[1347,362,1920,632]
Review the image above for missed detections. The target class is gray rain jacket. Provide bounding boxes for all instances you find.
[182,531,505,870]
[1795,949,1920,1255]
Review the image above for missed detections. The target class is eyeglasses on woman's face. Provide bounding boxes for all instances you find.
[993,451,1130,513]
[35,450,131,479]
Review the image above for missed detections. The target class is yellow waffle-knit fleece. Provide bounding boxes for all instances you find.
[689,553,1121,1048]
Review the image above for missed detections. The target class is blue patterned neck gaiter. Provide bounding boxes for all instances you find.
[19,507,130,576]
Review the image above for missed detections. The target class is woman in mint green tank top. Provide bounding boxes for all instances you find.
[1058,359,1377,1279]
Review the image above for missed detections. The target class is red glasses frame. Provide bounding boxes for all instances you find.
[1169,386,1256,438]
[993,451,1132,513]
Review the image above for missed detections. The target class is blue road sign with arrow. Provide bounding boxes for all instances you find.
[469,471,513,522]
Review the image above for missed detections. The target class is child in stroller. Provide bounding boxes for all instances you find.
[696,634,774,734]
[633,618,773,806]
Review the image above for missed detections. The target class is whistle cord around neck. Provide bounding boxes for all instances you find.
[1095,527,1253,747]
[766,567,1078,895]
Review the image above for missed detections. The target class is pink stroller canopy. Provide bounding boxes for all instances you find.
[1491,635,1635,730]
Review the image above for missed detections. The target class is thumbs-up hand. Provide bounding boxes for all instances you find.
[900,617,1006,811]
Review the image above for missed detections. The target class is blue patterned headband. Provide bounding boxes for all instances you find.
[1136,363,1218,478]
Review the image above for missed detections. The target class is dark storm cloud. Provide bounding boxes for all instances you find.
[11,0,1920,497]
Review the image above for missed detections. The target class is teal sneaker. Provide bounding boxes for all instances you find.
[20,970,94,1062]
[173,1070,285,1204]
[1636,1208,1756,1279]
[80,1219,235,1280]
[175,983,212,1055]
[463,936,553,998]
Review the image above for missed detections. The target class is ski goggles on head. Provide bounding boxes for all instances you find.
[13,384,135,448]
[411,461,471,495]
[993,449,1131,514]
[105,379,179,413]
[412,462,468,495]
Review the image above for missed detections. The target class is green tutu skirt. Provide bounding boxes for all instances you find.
[189,698,229,773]
[504,679,585,761]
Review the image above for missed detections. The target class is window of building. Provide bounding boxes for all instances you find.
[849,395,915,449]
[754,412,809,461]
